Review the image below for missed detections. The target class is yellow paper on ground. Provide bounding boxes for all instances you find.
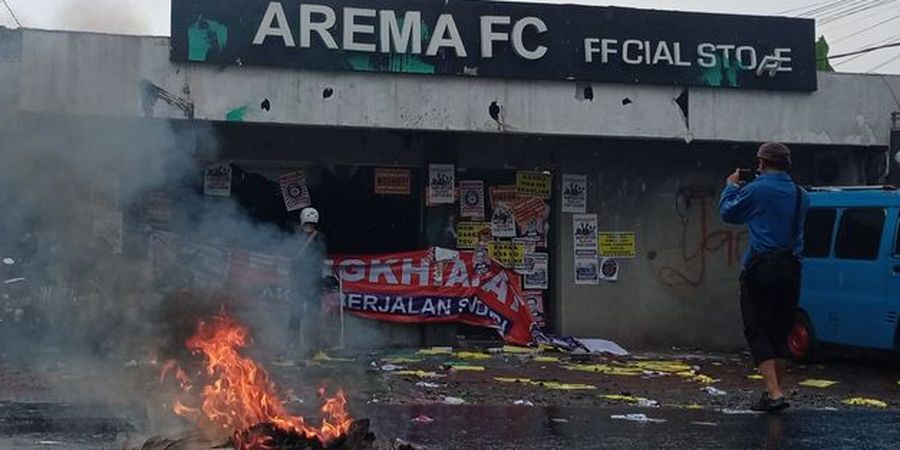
[494,377,532,383]
[533,356,560,363]
[392,370,441,378]
[601,395,651,403]
[843,397,887,408]
[502,345,535,354]
[456,351,491,360]
[565,364,643,376]
[417,347,453,355]
[451,365,486,372]
[631,361,693,373]
[690,374,720,384]
[534,381,597,390]
[798,379,839,388]
[536,344,554,352]
[382,357,423,364]
[747,374,764,380]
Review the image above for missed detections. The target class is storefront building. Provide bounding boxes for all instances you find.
[2,0,899,349]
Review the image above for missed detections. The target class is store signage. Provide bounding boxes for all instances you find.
[171,0,816,91]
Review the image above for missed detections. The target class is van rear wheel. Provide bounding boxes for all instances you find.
[788,312,817,362]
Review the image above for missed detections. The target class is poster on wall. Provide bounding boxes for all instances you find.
[598,231,637,258]
[573,214,598,250]
[279,170,311,212]
[488,240,526,268]
[522,291,545,329]
[561,174,587,213]
[456,222,492,249]
[375,168,411,195]
[524,252,549,290]
[516,171,552,199]
[459,180,486,219]
[511,197,545,227]
[428,164,455,204]
[599,258,619,282]
[204,164,232,197]
[573,214,599,285]
[490,185,518,209]
[519,217,547,248]
[491,204,516,238]
[575,256,599,285]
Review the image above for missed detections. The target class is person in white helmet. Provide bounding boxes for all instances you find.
[287,207,328,359]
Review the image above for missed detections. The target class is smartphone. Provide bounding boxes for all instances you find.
[738,169,758,183]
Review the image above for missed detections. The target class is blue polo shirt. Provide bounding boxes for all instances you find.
[719,172,809,268]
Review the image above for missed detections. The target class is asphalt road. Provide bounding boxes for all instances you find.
[0,402,898,449]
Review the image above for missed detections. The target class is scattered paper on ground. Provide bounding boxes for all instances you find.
[533,356,561,363]
[691,421,719,427]
[747,374,764,380]
[502,345,535,354]
[701,386,727,396]
[494,377,533,383]
[601,394,658,407]
[610,413,666,423]
[415,381,442,388]
[392,370,445,378]
[456,351,491,360]
[383,357,423,364]
[565,364,643,376]
[534,381,597,390]
[417,347,453,355]
[799,379,839,388]
[691,374,721,384]
[451,365,486,372]
[843,397,888,408]
[443,396,466,405]
[411,414,434,423]
[513,399,535,406]
[380,364,405,372]
[577,338,629,356]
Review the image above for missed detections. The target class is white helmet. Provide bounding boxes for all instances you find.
[300,207,319,225]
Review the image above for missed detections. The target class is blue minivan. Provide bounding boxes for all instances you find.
[789,187,900,361]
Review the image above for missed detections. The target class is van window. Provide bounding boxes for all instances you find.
[895,212,900,256]
[803,208,837,258]
[835,208,885,260]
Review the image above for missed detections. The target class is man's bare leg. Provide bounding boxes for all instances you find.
[775,359,787,388]
[759,359,784,399]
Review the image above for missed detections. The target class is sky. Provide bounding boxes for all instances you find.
[0,0,898,74]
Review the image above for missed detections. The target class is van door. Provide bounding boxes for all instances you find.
[799,208,840,343]
[830,208,890,348]
[884,208,900,350]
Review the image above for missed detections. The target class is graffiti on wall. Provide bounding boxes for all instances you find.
[654,186,748,288]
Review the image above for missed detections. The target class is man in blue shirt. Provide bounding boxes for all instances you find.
[720,142,809,413]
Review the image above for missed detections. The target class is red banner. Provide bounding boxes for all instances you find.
[331,249,535,346]
[149,232,536,345]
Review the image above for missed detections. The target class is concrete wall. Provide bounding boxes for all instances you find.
[12,29,900,146]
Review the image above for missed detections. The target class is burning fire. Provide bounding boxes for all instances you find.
[165,311,351,448]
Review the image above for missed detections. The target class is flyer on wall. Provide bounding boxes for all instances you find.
[428,164,455,204]
[524,252,549,290]
[561,174,587,213]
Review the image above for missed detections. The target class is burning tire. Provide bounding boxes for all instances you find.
[788,311,817,362]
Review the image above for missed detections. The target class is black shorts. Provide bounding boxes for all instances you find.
[740,268,801,365]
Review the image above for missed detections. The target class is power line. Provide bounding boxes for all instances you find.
[866,49,900,71]
[823,41,900,60]
[1,0,21,28]
[833,11,900,43]
[833,31,900,65]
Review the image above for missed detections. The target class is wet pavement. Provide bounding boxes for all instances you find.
[362,404,900,449]
[0,402,898,449]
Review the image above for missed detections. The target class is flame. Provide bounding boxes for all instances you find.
[168,312,351,447]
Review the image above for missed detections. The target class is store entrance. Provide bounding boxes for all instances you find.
[310,166,422,254]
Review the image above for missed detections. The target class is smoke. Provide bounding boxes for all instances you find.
[50,0,168,36]
[0,68,322,441]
